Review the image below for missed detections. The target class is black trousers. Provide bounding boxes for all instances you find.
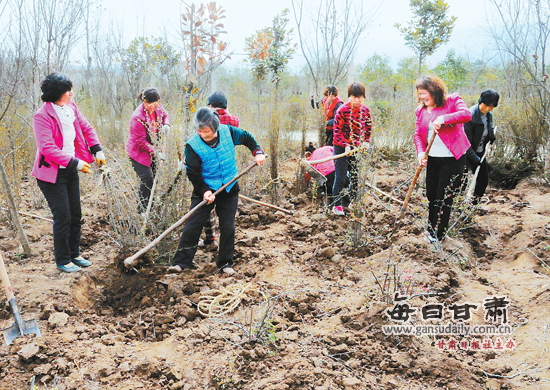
[172,186,239,269]
[473,150,489,200]
[131,158,157,212]
[37,169,82,266]
[426,155,466,240]
[333,144,358,206]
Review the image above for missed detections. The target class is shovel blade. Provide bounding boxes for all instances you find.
[302,161,327,186]
[2,318,41,345]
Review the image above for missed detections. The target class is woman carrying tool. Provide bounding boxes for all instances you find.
[464,89,499,209]
[168,107,265,275]
[126,88,170,213]
[331,82,372,216]
[414,75,476,242]
[311,85,344,146]
[32,73,106,273]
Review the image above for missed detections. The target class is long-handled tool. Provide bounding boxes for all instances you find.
[0,253,41,345]
[239,194,294,215]
[464,126,497,204]
[400,130,437,218]
[124,160,260,269]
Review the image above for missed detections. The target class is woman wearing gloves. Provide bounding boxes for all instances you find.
[126,87,170,212]
[414,75,473,242]
[32,73,106,273]
[331,82,372,216]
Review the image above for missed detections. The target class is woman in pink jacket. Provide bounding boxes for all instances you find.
[32,73,106,273]
[126,88,170,212]
[414,75,476,242]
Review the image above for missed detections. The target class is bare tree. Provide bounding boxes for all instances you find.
[291,0,376,92]
[0,0,31,256]
[488,0,550,169]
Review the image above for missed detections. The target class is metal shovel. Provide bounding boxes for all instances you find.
[0,253,41,345]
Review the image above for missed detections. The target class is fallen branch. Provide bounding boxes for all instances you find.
[239,194,294,215]
[364,182,404,205]
[1,207,52,223]
[482,364,549,379]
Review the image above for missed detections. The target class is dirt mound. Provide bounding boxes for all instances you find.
[0,160,549,389]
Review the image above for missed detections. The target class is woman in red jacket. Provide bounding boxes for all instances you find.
[126,88,170,212]
[414,75,476,242]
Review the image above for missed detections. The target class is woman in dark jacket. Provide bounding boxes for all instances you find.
[464,89,499,206]
[32,73,106,272]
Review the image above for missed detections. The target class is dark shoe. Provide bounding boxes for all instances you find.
[57,262,81,273]
[72,256,92,268]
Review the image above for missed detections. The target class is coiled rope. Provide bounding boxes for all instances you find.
[198,282,268,317]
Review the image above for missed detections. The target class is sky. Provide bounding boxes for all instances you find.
[103,0,494,71]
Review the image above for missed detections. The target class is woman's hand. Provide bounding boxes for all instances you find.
[79,162,92,174]
[95,151,106,167]
[254,153,266,166]
[418,155,427,168]
[203,190,215,204]
[432,117,444,132]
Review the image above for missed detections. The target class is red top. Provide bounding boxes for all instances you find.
[216,108,240,127]
[333,102,372,148]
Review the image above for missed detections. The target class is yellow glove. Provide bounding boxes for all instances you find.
[79,162,91,174]
[95,151,106,167]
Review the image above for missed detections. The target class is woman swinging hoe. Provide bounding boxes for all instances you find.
[168,107,266,275]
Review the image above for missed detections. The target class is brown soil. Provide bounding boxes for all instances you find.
[0,160,549,390]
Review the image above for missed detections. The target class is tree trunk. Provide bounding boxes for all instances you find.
[0,158,31,256]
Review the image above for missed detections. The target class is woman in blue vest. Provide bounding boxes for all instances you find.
[168,107,266,275]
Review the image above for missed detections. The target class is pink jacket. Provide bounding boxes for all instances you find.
[414,93,472,160]
[126,103,170,167]
[31,102,101,183]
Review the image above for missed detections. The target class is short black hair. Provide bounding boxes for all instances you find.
[40,73,73,103]
[206,91,228,109]
[323,85,338,97]
[347,82,366,98]
[139,87,160,103]
[479,89,500,107]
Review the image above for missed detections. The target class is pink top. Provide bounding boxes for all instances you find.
[126,103,170,167]
[309,146,335,176]
[31,102,101,183]
[414,93,472,160]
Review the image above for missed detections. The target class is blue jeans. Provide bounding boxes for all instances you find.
[172,186,239,269]
[37,169,82,266]
[332,144,357,206]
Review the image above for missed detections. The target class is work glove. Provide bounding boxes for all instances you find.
[344,145,351,154]
[77,160,91,174]
[177,160,185,172]
[161,124,170,135]
[156,150,166,161]
[95,151,106,167]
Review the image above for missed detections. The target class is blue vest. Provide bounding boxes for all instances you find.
[187,124,239,192]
